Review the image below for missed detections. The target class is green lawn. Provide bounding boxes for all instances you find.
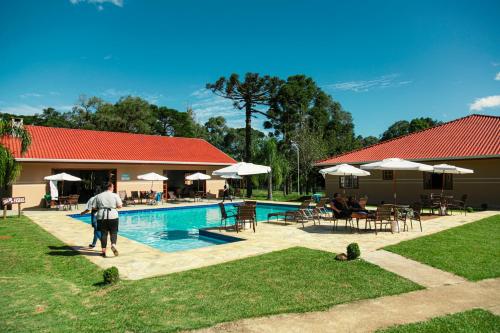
[250,189,322,202]
[377,309,500,333]
[0,216,419,333]
[385,214,500,281]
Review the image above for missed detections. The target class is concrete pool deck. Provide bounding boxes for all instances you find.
[23,202,498,280]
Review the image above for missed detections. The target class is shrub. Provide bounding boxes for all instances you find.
[466,207,474,213]
[103,266,119,284]
[347,243,360,260]
[480,203,488,211]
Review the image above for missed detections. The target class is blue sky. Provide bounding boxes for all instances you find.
[0,0,499,137]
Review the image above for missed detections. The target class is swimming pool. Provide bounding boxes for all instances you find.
[71,203,293,253]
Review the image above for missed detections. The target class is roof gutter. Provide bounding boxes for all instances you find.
[315,154,500,166]
[15,158,235,166]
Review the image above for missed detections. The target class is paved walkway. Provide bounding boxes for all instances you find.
[363,250,467,288]
[23,206,497,280]
[195,278,500,333]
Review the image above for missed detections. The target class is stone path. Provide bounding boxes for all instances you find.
[195,278,500,333]
[23,207,497,280]
[363,250,467,288]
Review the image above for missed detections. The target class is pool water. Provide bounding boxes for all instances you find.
[71,203,292,253]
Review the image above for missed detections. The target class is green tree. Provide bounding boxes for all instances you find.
[94,96,154,134]
[207,73,282,196]
[34,107,72,128]
[381,117,441,141]
[0,120,32,197]
[203,116,229,150]
[68,95,102,130]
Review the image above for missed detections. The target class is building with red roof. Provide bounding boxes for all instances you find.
[5,125,237,208]
[317,114,500,208]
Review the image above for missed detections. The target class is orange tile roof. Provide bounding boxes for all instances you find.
[3,125,236,165]
[317,114,500,166]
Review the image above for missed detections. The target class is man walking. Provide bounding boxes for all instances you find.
[93,182,122,258]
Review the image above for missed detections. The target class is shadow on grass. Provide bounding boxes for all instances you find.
[47,245,102,257]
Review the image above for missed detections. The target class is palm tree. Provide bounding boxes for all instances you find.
[0,119,32,194]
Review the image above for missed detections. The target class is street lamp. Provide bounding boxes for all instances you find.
[291,141,299,194]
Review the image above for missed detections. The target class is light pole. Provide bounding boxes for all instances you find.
[291,142,299,195]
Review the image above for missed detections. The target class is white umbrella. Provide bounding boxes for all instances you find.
[361,158,433,204]
[432,164,474,194]
[319,164,371,194]
[185,172,211,191]
[185,172,211,181]
[137,172,168,191]
[213,162,271,198]
[44,172,82,197]
[44,172,82,181]
[212,162,271,176]
[220,174,243,179]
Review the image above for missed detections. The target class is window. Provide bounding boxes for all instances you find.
[423,172,453,190]
[339,175,359,189]
[382,170,394,180]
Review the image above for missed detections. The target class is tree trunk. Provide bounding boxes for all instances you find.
[267,172,272,200]
[245,103,253,197]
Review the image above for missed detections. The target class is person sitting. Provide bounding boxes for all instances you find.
[331,193,351,219]
[348,196,371,214]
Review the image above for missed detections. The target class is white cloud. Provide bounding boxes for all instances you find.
[326,74,412,92]
[69,0,123,9]
[189,88,246,127]
[495,72,500,80]
[19,92,43,98]
[469,95,500,111]
[101,89,164,104]
[103,54,113,60]
[0,104,73,115]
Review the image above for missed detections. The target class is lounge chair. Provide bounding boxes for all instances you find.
[312,198,332,224]
[118,190,135,206]
[168,191,178,202]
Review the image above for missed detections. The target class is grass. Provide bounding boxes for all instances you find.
[250,189,323,202]
[385,214,500,281]
[377,309,500,333]
[0,216,420,333]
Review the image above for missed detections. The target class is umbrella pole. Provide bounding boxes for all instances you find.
[441,173,445,195]
[393,171,397,205]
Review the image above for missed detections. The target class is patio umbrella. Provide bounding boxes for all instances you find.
[185,172,211,192]
[137,172,168,191]
[213,162,272,198]
[212,162,271,176]
[319,164,371,194]
[361,158,433,204]
[432,164,474,194]
[220,174,243,179]
[44,172,82,197]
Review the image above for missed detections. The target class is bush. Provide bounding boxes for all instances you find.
[347,243,361,260]
[466,207,474,213]
[103,266,119,284]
